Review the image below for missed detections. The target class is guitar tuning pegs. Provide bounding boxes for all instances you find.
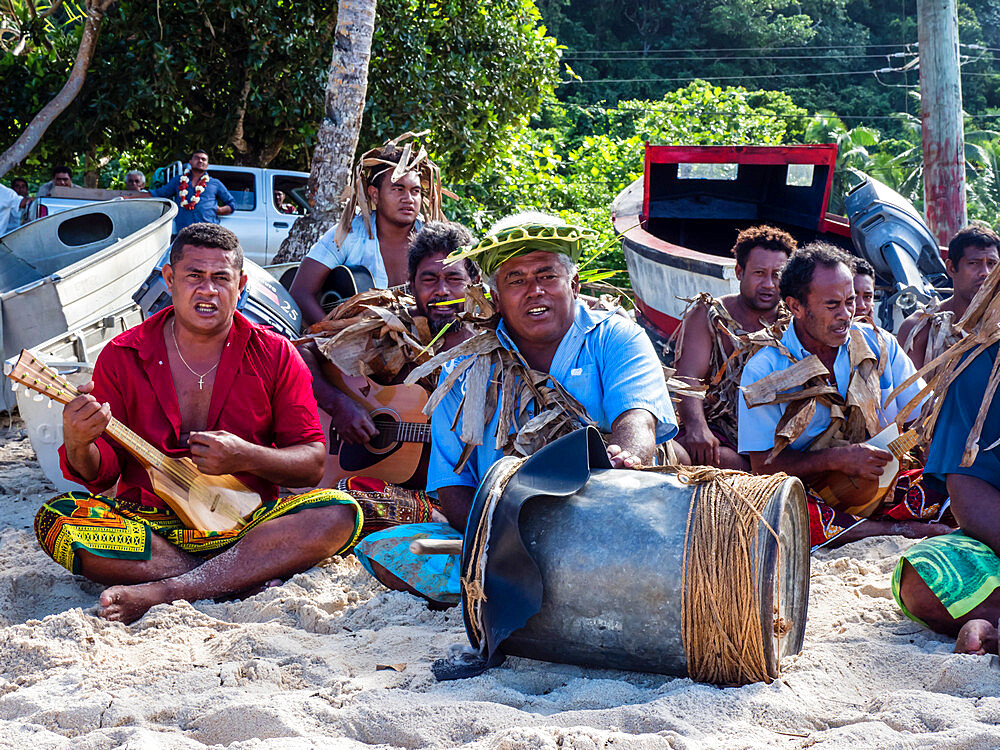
[46,400,53,409]
[32,392,44,402]
[9,383,17,393]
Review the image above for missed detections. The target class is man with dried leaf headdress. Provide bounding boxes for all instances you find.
[673,224,795,470]
[739,243,952,549]
[290,132,448,326]
[353,212,680,606]
[896,224,999,369]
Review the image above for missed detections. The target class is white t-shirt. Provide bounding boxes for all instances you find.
[305,213,422,289]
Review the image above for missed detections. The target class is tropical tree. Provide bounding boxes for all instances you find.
[273,0,375,264]
[0,0,117,178]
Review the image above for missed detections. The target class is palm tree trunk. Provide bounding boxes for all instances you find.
[272,0,376,264]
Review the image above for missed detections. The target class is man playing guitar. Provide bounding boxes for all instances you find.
[738,243,954,549]
[34,223,363,624]
[299,221,478,447]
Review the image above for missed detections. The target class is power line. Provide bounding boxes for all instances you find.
[561,70,883,84]
[564,52,915,63]
[563,43,914,55]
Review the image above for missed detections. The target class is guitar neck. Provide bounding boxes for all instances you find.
[886,429,920,458]
[383,421,432,444]
[105,418,169,471]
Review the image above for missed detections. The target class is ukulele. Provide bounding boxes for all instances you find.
[7,350,262,532]
[318,362,431,488]
[812,422,921,518]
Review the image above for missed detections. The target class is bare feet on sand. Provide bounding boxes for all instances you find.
[99,578,285,623]
[954,619,999,655]
[98,582,174,624]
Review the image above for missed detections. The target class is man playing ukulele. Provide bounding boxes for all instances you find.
[34,223,363,624]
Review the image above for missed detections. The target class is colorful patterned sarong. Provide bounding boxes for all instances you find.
[35,489,362,574]
[808,469,955,550]
[354,522,462,605]
[337,476,442,539]
[891,531,1000,624]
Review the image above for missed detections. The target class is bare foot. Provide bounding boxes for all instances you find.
[98,582,174,624]
[954,619,998,655]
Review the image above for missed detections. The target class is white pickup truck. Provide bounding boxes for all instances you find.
[24,162,309,268]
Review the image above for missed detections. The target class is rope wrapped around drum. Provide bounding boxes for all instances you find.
[675,467,790,685]
[453,428,809,686]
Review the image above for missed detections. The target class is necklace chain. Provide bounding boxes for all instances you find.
[170,319,220,390]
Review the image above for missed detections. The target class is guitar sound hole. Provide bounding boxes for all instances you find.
[369,415,398,450]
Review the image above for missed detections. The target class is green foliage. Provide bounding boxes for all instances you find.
[448,81,808,283]
[1,0,559,181]
[366,0,561,179]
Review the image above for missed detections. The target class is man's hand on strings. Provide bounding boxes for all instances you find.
[188,430,253,475]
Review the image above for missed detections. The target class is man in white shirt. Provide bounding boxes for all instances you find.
[289,136,445,326]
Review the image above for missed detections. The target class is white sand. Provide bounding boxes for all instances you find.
[0,421,998,750]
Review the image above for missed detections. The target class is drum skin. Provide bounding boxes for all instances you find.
[480,465,810,678]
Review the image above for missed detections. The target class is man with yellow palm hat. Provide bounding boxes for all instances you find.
[352,211,682,606]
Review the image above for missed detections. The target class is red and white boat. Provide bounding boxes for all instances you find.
[613,144,859,350]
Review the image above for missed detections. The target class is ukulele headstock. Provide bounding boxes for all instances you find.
[4,350,79,406]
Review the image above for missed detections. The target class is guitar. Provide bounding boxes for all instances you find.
[812,422,921,517]
[7,350,262,532]
[318,362,431,488]
[318,265,408,314]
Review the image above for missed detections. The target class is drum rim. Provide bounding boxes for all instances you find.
[460,454,525,651]
[756,475,810,678]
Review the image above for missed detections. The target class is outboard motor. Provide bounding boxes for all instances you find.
[132,250,302,339]
[845,177,950,329]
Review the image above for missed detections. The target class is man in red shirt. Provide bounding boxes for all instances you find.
[35,223,362,624]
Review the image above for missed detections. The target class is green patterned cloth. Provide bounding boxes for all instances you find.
[892,531,1000,623]
[35,489,362,574]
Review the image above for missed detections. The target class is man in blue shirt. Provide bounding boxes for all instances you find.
[353,213,681,605]
[146,150,236,233]
[892,341,1000,655]
[738,242,949,549]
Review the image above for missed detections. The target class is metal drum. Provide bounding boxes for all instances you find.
[461,428,809,682]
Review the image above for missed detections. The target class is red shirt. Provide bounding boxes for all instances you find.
[59,307,324,508]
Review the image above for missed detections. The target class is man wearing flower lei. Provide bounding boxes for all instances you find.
[145,150,236,234]
[290,132,447,327]
[351,212,682,607]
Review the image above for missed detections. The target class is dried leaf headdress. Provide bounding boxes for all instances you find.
[333,131,450,247]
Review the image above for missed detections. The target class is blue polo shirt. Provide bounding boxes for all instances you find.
[151,173,236,232]
[738,321,924,454]
[427,300,679,492]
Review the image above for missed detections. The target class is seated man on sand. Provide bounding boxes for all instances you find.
[896,224,999,368]
[739,242,952,550]
[673,225,795,469]
[351,212,682,606]
[34,223,362,624]
[296,221,479,540]
[298,221,478,447]
[892,269,1000,654]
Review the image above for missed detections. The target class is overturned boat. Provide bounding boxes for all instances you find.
[4,303,144,491]
[0,198,175,410]
[613,144,949,352]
